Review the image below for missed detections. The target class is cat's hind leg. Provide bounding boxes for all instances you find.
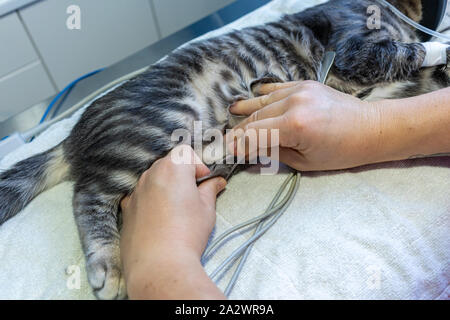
[72,180,127,300]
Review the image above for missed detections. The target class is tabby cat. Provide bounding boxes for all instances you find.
[1,0,449,299]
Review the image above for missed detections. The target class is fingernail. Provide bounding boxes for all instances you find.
[217,178,227,191]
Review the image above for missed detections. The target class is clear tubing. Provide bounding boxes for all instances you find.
[380,0,450,41]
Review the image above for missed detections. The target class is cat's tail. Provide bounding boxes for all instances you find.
[0,144,69,225]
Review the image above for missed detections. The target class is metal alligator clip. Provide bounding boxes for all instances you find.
[319,51,336,84]
[196,154,241,184]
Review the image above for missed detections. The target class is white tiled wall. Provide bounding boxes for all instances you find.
[0,0,236,122]
[0,11,56,121]
[153,0,235,37]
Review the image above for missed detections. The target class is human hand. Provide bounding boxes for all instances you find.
[228,80,382,171]
[120,145,227,299]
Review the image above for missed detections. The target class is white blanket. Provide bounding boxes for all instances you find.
[1,0,449,300]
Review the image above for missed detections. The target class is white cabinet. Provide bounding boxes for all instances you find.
[0,0,239,122]
[0,12,55,121]
[20,0,160,90]
[0,11,36,77]
[153,0,235,37]
[0,61,55,121]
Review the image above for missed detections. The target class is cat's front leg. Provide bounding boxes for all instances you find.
[334,36,427,85]
[72,181,127,300]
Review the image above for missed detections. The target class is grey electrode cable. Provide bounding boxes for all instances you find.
[224,173,300,296]
[202,179,293,258]
[207,173,300,280]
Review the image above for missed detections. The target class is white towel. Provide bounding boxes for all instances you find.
[0,0,449,299]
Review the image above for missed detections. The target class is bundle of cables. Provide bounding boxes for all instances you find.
[38,69,105,124]
[203,172,301,296]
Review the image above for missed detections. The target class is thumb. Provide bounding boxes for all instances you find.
[198,177,227,208]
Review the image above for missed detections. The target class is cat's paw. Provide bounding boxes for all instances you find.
[86,246,127,300]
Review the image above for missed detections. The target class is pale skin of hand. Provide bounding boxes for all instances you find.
[228,80,450,171]
[120,145,227,300]
[119,82,450,300]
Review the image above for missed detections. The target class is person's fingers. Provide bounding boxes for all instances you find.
[257,81,301,95]
[194,162,211,180]
[168,145,210,180]
[231,98,290,132]
[229,85,300,116]
[227,116,291,157]
[198,177,227,208]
